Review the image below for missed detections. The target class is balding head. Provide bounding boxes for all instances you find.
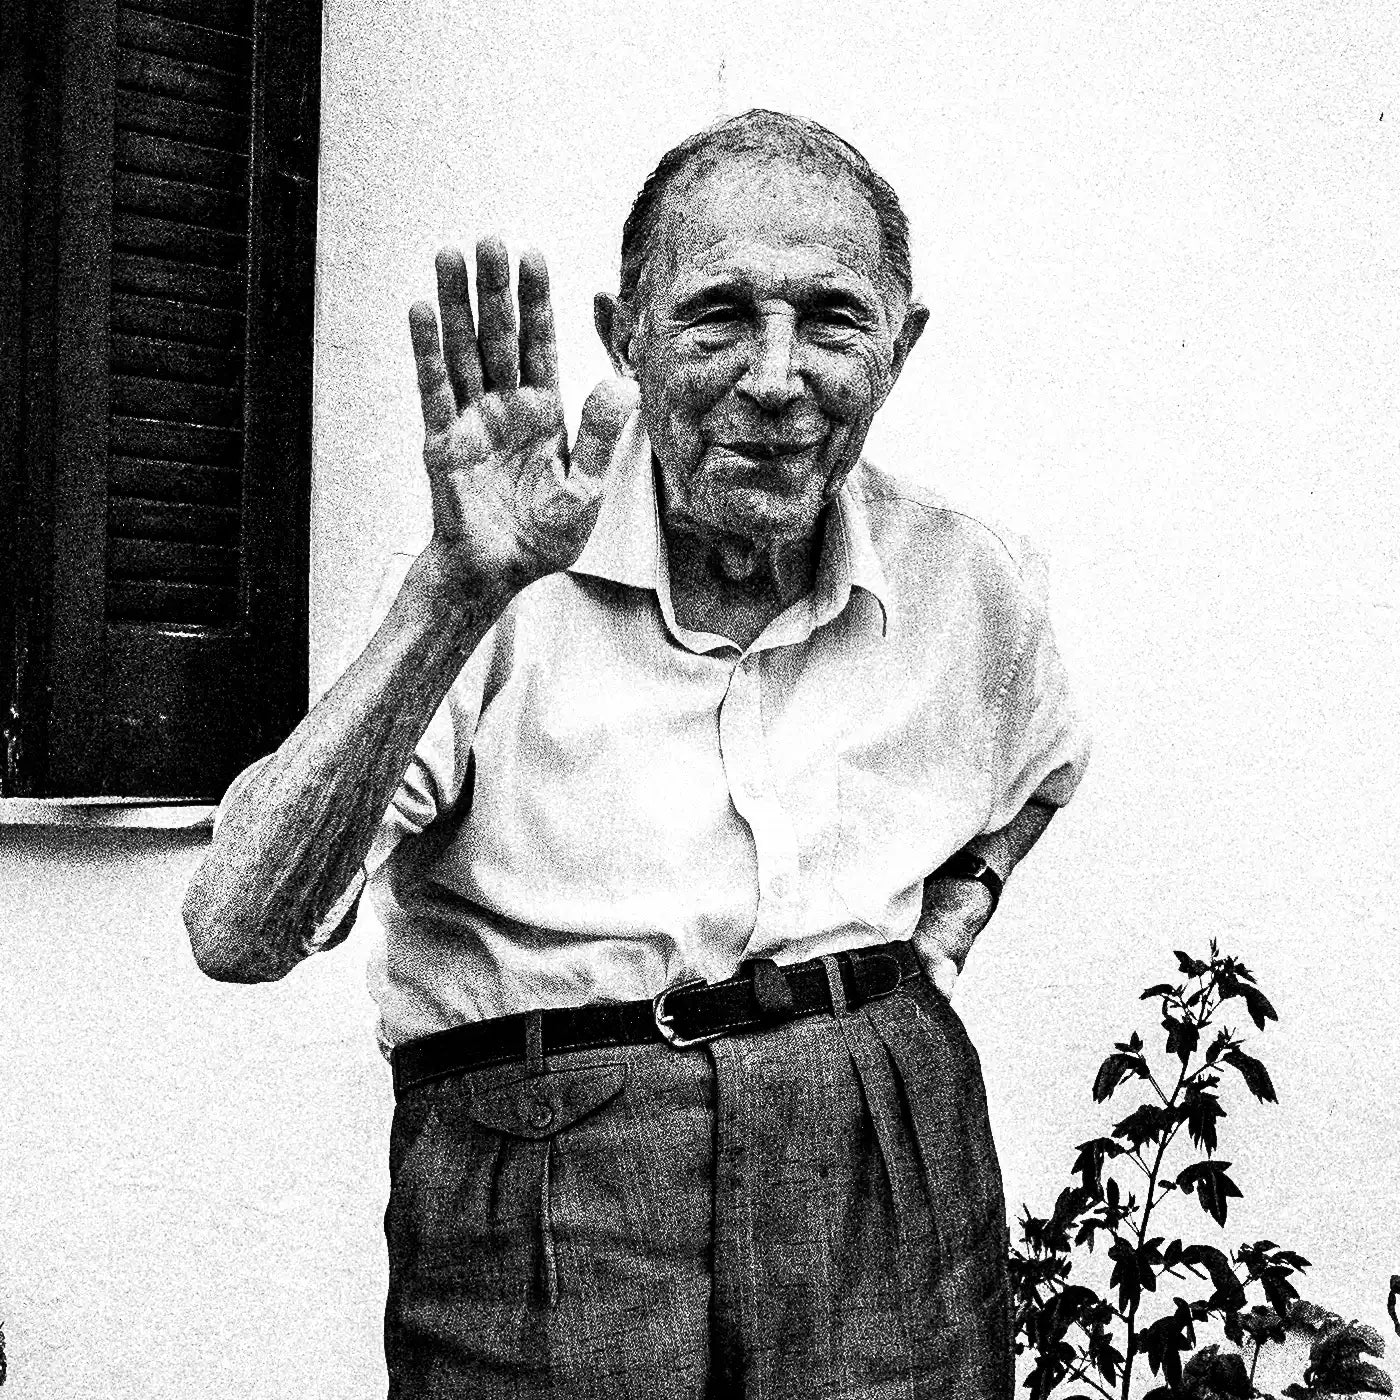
[617,110,914,311]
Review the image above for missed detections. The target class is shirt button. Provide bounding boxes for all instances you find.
[521,1091,554,1131]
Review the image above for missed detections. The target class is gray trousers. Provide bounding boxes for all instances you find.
[384,973,1012,1399]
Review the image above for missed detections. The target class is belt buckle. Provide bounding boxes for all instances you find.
[652,979,720,1049]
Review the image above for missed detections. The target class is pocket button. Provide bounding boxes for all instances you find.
[521,1091,555,1131]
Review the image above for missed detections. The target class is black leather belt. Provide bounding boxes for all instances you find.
[391,939,922,1099]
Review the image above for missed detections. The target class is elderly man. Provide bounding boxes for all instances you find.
[185,110,1087,1399]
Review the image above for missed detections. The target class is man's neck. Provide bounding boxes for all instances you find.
[662,517,819,650]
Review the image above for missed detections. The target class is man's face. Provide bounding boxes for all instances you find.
[618,156,925,551]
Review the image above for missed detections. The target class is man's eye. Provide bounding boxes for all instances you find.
[806,310,862,333]
[691,306,742,327]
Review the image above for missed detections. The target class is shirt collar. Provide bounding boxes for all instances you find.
[568,409,661,591]
[569,411,889,638]
[816,472,891,637]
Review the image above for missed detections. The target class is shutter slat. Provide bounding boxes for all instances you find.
[123,0,255,37]
[115,47,247,110]
[115,130,246,188]
[113,209,244,269]
[114,171,245,230]
[108,497,239,544]
[111,252,244,307]
[118,8,252,74]
[109,455,241,505]
[115,86,249,152]
[111,331,241,383]
[111,373,242,427]
[108,537,239,583]
[110,416,241,464]
[106,581,239,625]
[111,293,242,346]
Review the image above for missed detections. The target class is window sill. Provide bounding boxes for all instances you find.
[0,798,215,829]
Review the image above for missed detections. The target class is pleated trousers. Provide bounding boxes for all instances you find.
[384,972,1012,1399]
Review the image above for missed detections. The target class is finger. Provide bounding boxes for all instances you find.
[518,248,559,391]
[475,234,518,392]
[911,928,960,999]
[570,378,639,484]
[408,300,456,434]
[435,246,483,406]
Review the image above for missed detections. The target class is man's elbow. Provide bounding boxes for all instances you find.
[182,878,287,984]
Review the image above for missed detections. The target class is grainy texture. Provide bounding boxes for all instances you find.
[1,2,1397,1396]
[0,0,320,799]
[385,981,1011,1398]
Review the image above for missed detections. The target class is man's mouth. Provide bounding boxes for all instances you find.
[716,440,818,462]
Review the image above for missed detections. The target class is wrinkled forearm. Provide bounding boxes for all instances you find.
[182,546,514,982]
[967,797,1057,885]
[914,799,1060,984]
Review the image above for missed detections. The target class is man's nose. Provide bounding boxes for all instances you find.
[738,313,802,409]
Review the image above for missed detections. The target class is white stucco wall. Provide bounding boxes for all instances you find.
[2,1,1396,1394]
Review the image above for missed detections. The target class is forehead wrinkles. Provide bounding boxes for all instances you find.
[637,156,894,308]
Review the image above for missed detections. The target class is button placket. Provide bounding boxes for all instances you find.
[719,654,802,944]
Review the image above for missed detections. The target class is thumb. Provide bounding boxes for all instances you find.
[912,929,961,1000]
[570,377,639,484]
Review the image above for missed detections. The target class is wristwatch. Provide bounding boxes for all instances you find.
[931,850,1004,916]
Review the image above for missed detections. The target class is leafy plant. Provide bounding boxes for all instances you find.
[1010,942,1394,1400]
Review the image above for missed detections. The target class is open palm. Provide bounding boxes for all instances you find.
[408,238,635,593]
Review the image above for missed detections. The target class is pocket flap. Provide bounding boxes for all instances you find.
[466,1065,627,1141]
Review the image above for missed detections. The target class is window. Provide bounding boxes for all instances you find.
[0,0,321,801]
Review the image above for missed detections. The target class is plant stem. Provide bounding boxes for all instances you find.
[1118,978,1217,1400]
[1145,1069,1172,1105]
[1067,1361,1118,1400]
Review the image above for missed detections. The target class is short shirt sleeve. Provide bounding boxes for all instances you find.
[983,538,1091,833]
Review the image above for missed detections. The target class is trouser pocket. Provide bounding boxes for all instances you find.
[464,1064,628,1308]
[389,1063,627,1303]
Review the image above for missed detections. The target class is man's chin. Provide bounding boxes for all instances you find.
[685,477,823,549]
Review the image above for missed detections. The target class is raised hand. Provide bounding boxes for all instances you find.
[408,238,637,597]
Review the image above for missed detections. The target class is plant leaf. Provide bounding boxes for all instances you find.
[1142,1305,1196,1388]
[1288,1299,1344,1336]
[1184,1342,1254,1399]
[1176,1160,1244,1228]
[1108,1236,1143,1316]
[1315,1359,1394,1396]
[1176,949,1208,978]
[1094,1052,1147,1103]
[1072,1137,1125,1197]
[1180,1242,1248,1313]
[1164,1013,1201,1064]
[1113,1102,1173,1149]
[1241,984,1279,1030]
[1238,1305,1288,1347]
[1223,1047,1278,1103]
[1183,1083,1227,1154]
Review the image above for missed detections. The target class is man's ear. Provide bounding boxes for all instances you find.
[888,300,930,385]
[594,293,636,377]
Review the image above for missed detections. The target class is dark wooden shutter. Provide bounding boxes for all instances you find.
[0,0,320,800]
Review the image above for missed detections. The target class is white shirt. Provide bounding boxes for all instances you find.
[341,414,1092,1052]
[223,413,1089,1048]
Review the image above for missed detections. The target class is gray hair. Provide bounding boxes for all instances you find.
[618,109,913,305]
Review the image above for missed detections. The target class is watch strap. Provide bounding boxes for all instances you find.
[931,850,1004,915]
